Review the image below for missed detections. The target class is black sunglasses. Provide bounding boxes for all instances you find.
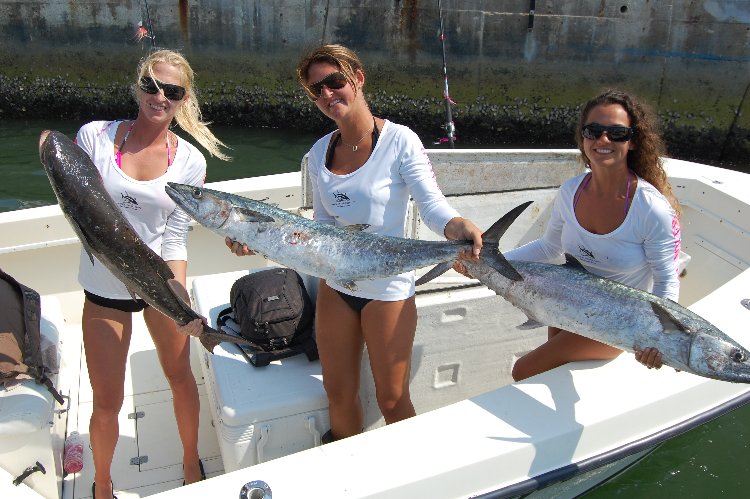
[139,76,186,101]
[582,123,634,142]
[304,71,348,101]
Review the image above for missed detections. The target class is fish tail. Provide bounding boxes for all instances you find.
[415,261,454,286]
[481,200,534,246]
[483,247,523,282]
[416,201,532,286]
[475,201,531,282]
[199,324,258,353]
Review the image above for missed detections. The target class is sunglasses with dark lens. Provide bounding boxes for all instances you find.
[139,76,187,101]
[581,123,634,142]
[304,71,348,100]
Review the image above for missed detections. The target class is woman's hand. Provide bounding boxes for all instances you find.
[634,347,664,369]
[177,317,206,337]
[225,236,256,257]
[444,217,483,260]
[452,260,473,279]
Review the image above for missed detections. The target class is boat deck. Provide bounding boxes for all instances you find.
[3,151,750,498]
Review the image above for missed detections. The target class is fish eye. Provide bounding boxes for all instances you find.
[191,187,203,199]
[731,349,746,363]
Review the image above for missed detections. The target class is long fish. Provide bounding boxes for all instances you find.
[38,130,251,352]
[164,183,498,290]
[418,201,750,383]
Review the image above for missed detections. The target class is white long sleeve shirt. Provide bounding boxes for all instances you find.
[306,120,460,301]
[75,120,206,299]
[504,173,681,301]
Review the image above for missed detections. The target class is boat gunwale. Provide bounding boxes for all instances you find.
[474,388,750,498]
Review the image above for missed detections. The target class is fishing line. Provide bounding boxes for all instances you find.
[438,0,456,148]
[142,0,157,51]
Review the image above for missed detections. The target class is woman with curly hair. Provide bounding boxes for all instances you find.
[501,89,682,381]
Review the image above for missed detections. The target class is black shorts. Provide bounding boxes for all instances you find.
[336,290,373,312]
[84,290,149,313]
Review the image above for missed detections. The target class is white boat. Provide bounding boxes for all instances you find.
[1,149,749,499]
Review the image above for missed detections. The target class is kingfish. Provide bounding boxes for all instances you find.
[164,183,494,290]
[39,130,250,353]
[418,201,750,383]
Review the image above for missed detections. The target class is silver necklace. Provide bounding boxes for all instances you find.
[339,127,373,152]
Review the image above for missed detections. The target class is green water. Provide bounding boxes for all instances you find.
[588,403,750,497]
[0,119,320,212]
[3,119,750,497]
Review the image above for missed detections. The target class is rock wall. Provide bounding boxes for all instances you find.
[0,0,748,168]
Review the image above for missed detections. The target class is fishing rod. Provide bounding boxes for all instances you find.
[132,0,157,50]
[143,0,157,51]
[438,0,456,148]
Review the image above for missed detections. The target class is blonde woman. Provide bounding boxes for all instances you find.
[74,49,229,498]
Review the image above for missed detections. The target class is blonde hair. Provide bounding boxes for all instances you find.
[137,49,231,161]
[296,44,365,101]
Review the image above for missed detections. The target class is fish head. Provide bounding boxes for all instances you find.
[39,130,61,186]
[39,130,101,205]
[39,130,73,182]
[39,130,70,174]
[39,130,52,154]
[165,183,233,230]
[689,329,750,383]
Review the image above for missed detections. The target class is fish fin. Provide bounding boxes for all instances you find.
[83,244,95,266]
[517,318,545,330]
[71,219,96,265]
[233,207,275,223]
[125,288,139,301]
[337,280,358,291]
[481,201,534,245]
[563,253,587,270]
[167,279,191,306]
[197,324,257,353]
[484,248,524,281]
[416,262,454,285]
[650,302,689,334]
[344,224,370,232]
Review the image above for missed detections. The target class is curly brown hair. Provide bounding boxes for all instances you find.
[296,44,365,101]
[576,89,680,216]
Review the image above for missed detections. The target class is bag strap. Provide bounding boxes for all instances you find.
[216,306,233,328]
[237,343,312,367]
[298,333,319,362]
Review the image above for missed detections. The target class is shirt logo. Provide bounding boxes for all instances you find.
[117,191,141,211]
[332,191,352,208]
[577,245,597,264]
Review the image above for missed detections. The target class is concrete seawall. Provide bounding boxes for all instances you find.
[1,0,748,169]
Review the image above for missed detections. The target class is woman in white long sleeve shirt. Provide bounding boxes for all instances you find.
[292,44,483,442]
[78,50,229,498]
[505,90,682,381]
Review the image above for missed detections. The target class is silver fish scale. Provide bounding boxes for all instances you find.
[465,256,750,383]
[168,184,471,288]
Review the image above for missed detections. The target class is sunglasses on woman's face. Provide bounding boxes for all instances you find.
[304,71,348,101]
[139,76,186,101]
[582,123,634,142]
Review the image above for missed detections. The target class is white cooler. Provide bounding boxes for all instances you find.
[191,269,328,473]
